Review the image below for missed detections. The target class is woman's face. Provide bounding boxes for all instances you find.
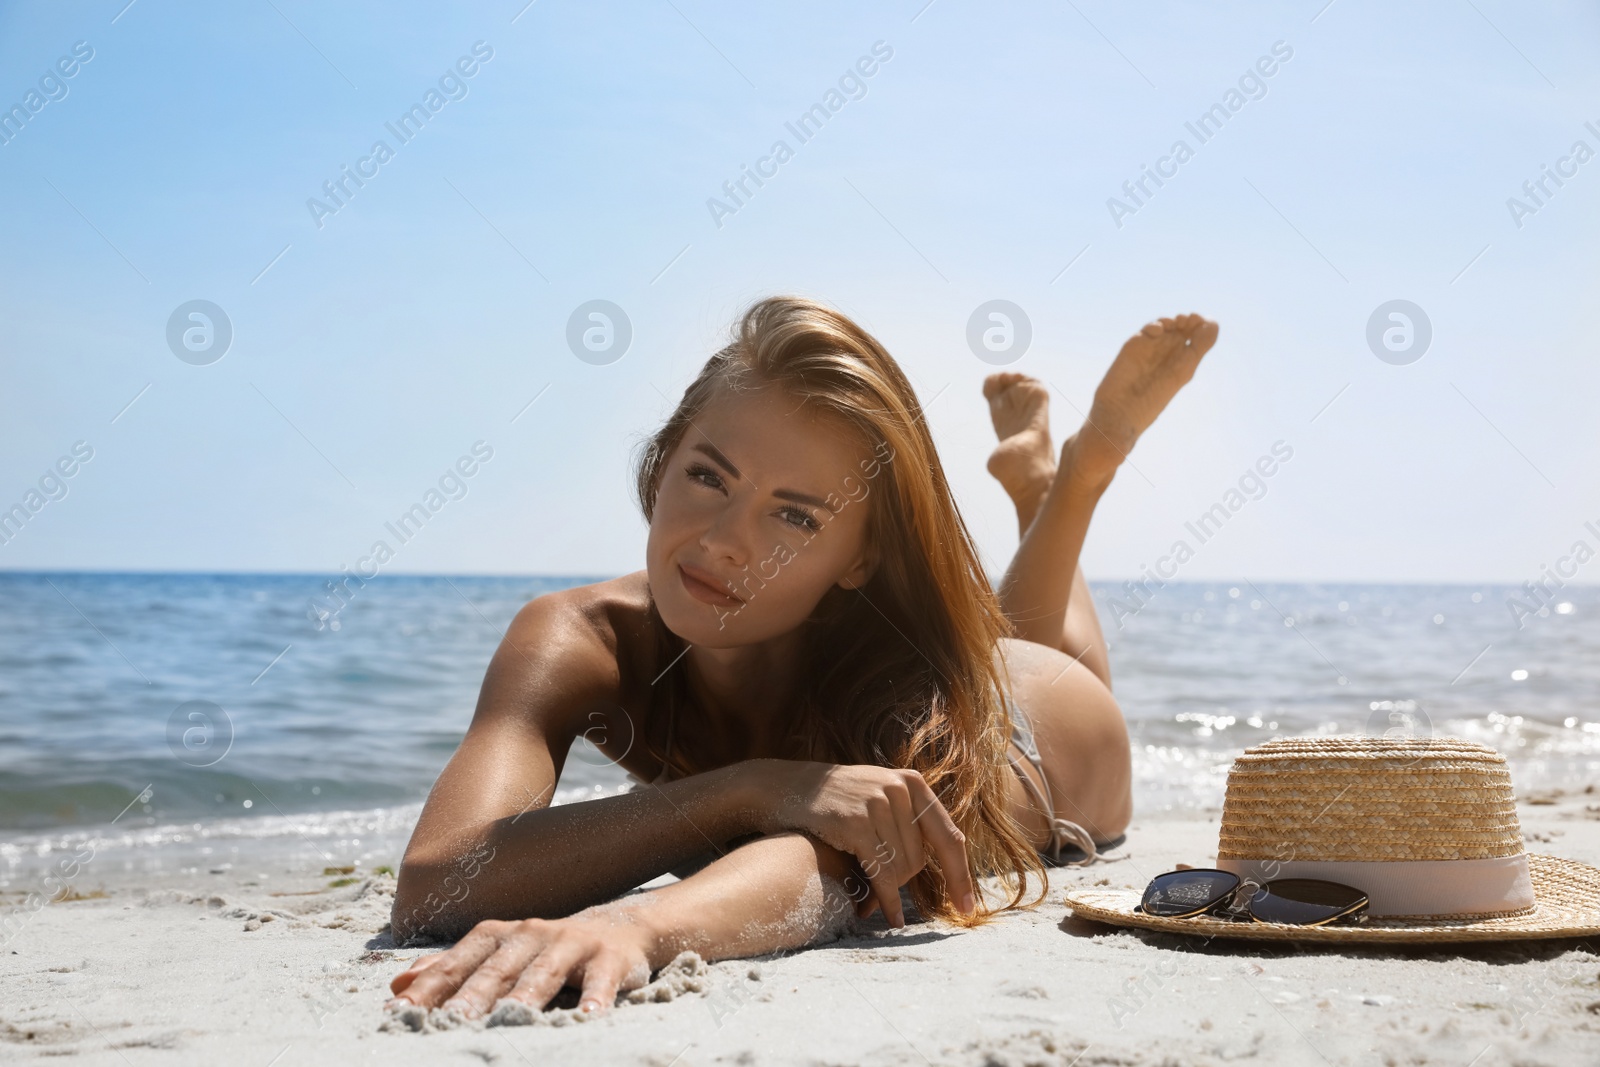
[646,383,883,649]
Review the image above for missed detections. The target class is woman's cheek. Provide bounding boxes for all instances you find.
[783,554,839,602]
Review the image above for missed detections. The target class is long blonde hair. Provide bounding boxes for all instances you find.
[632,294,1049,922]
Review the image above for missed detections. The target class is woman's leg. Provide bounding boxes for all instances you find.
[984,314,1220,693]
[983,374,1113,688]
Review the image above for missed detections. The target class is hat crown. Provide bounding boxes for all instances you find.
[1216,734,1524,864]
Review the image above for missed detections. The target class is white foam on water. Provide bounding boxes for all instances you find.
[0,780,634,887]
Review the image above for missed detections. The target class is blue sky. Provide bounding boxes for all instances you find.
[1,0,1596,583]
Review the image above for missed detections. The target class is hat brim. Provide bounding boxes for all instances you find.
[1064,853,1600,944]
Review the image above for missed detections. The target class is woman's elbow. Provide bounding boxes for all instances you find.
[390,857,474,944]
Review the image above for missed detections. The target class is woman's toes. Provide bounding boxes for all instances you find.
[984,376,1049,439]
[983,371,1029,401]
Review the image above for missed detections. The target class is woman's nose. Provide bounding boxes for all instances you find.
[697,502,751,567]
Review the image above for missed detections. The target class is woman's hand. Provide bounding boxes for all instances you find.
[387,910,659,1018]
[749,759,977,927]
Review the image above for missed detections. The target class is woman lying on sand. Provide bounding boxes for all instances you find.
[387,296,1218,1017]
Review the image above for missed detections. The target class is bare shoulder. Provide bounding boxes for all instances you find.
[486,571,656,735]
[502,571,653,671]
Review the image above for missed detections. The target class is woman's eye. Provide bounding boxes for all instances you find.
[686,463,817,531]
[782,508,820,532]
[686,464,722,489]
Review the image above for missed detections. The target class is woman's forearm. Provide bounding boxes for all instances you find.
[594,830,864,968]
[392,761,766,942]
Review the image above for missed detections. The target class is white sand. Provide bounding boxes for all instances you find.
[4,790,1600,1065]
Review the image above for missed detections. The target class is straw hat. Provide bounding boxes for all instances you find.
[1065,735,1600,943]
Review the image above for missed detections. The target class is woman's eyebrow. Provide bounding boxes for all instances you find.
[774,487,834,512]
[690,441,835,513]
[691,441,742,478]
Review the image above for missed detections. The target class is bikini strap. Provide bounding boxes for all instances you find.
[1004,699,1107,866]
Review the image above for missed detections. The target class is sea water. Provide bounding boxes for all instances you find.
[1,573,1594,886]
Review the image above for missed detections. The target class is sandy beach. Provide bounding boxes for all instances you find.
[4,788,1598,1066]
[3,0,1596,1061]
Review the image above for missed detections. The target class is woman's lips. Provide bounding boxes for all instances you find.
[679,565,743,607]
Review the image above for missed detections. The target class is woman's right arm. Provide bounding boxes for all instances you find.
[390,591,766,942]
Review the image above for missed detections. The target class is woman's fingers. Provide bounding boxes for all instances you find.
[390,925,502,1008]
[782,763,977,923]
[905,775,977,914]
[884,779,925,882]
[859,847,904,926]
[388,952,445,996]
[575,951,637,1015]
[847,869,879,920]
[386,915,659,1022]
[502,937,589,1010]
[861,800,908,928]
[443,926,549,1017]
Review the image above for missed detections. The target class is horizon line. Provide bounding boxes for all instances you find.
[0,568,1586,590]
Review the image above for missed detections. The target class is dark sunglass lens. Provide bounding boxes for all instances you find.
[1141,869,1240,917]
[1249,879,1368,925]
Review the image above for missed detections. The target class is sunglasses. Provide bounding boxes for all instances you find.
[1136,868,1370,927]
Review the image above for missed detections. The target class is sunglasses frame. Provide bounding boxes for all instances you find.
[1137,868,1370,927]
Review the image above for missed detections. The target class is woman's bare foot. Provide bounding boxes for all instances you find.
[983,373,1056,536]
[1063,313,1219,489]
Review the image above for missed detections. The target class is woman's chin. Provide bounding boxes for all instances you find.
[656,598,749,647]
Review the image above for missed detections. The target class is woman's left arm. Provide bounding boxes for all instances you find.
[388,830,870,1017]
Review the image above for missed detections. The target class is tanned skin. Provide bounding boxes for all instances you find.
[387,314,1219,1018]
